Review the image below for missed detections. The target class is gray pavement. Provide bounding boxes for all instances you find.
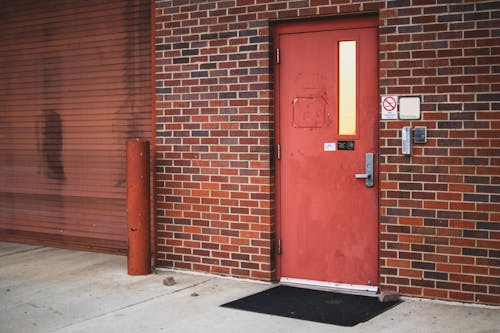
[0,241,498,333]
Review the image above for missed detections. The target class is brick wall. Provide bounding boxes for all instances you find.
[154,0,499,305]
[378,1,499,305]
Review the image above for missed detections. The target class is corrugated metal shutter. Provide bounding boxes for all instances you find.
[0,0,151,253]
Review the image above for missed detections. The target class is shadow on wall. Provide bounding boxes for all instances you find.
[38,108,65,181]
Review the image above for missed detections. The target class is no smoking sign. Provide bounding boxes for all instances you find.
[381,95,398,120]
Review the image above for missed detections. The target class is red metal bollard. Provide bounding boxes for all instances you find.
[127,139,151,275]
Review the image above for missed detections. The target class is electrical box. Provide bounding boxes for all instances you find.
[414,126,427,144]
[402,126,412,156]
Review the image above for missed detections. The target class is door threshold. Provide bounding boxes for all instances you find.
[280,277,379,297]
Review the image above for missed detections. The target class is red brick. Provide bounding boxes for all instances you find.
[449,292,474,302]
[424,288,449,299]
[476,294,500,305]
[387,259,411,268]
[399,269,422,278]
[399,286,423,296]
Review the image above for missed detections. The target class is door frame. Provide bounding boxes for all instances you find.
[273,15,380,284]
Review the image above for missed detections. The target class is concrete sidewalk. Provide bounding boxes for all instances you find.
[0,241,498,333]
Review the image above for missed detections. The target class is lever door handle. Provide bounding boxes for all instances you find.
[355,153,374,187]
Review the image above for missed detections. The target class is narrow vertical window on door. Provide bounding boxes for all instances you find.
[338,40,357,136]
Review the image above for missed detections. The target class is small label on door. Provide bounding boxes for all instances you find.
[324,142,336,151]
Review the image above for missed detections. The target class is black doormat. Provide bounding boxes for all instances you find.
[221,286,400,327]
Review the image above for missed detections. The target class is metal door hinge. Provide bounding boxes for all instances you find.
[277,143,281,160]
[277,239,282,255]
[276,48,280,64]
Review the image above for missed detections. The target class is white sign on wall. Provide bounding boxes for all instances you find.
[399,96,421,120]
[381,95,398,120]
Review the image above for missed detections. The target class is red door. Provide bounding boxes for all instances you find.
[275,17,379,288]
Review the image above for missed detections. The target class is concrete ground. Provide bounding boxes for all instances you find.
[0,241,498,333]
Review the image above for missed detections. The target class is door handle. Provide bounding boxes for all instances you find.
[355,173,370,179]
[355,153,374,187]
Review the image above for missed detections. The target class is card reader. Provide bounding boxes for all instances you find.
[402,126,412,156]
